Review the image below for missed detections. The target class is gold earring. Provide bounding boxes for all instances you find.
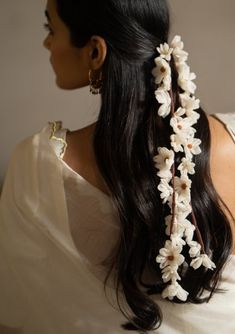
[89,70,103,95]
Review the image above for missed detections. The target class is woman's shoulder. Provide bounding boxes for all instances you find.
[9,121,65,161]
[3,121,65,186]
[209,112,235,142]
[1,122,66,205]
[208,112,235,159]
[208,112,235,235]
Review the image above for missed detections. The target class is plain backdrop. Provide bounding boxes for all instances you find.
[1,0,235,184]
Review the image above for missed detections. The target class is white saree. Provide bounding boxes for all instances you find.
[0,123,127,334]
[0,113,235,334]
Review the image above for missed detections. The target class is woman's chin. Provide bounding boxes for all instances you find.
[55,77,77,90]
[54,75,89,91]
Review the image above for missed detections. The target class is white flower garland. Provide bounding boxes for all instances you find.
[152,36,216,301]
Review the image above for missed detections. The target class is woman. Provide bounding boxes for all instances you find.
[0,0,235,333]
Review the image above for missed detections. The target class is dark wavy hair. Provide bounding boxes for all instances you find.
[55,0,233,332]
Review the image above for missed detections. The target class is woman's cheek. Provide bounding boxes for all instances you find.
[50,45,68,72]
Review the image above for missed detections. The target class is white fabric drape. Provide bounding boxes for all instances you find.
[0,113,235,333]
[0,124,128,334]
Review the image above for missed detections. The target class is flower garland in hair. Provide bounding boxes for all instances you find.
[152,36,216,301]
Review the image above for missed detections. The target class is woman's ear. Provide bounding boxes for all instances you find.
[88,35,107,70]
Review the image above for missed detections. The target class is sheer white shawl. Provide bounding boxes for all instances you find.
[0,124,127,334]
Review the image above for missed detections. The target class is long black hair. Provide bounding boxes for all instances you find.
[55,0,233,332]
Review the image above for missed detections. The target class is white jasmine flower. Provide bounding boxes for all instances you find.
[177,63,196,81]
[180,93,200,112]
[157,169,172,179]
[154,87,169,103]
[152,57,172,89]
[174,175,192,201]
[170,115,196,137]
[153,147,174,172]
[177,210,192,222]
[158,178,173,203]
[171,233,186,248]
[175,107,186,117]
[190,254,216,270]
[162,265,181,283]
[180,80,197,96]
[170,35,184,50]
[162,281,189,301]
[184,224,195,243]
[170,133,185,152]
[168,192,191,215]
[155,88,172,118]
[187,111,201,126]
[188,241,201,258]
[157,43,174,61]
[179,94,200,125]
[177,63,197,95]
[173,48,189,64]
[153,35,216,300]
[178,157,196,175]
[202,255,216,270]
[184,137,202,158]
[165,213,192,237]
[156,240,184,269]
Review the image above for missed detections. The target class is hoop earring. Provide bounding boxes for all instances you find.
[89,70,103,95]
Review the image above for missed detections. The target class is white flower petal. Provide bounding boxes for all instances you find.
[171,233,186,248]
[180,93,200,111]
[162,281,189,301]
[155,88,171,104]
[189,243,201,258]
[170,134,185,152]
[184,225,195,243]
[156,240,184,271]
[153,147,175,171]
[158,179,173,203]
[190,256,203,269]
[173,48,189,63]
[190,254,216,270]
[174,175,192,201]
[170,115,196,137]
[158,102,171,118]
[152,57,171,86]
[184,137,202,158]
[178,158,195,175]
[176,284,189,301]
[157,43,173,61]
[175,107,186,117]
[170,35,184,50]
[202,254,216,270]
[162,266,181,283]
[168,192,192,215]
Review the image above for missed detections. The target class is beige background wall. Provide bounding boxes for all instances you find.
[1,0,234,183]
